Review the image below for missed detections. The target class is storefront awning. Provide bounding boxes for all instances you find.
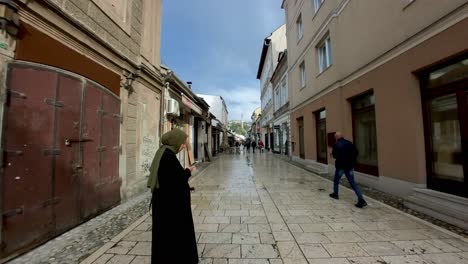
[182,94,203,116]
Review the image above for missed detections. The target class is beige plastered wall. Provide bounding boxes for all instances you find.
[290,18,468,189]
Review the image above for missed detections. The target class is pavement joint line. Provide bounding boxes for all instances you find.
[248,156,311,263]
[283,155,468,242]
[79,212,149,264]
[111,212,149,243]
[189,161,212,185]
[79,242,115,264]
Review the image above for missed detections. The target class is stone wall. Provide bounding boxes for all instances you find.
[48,0,143,63]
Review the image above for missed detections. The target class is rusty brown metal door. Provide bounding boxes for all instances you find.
[2,66,56,257]
[53,74,82,233]
[1,63,121,258]
[81,82,121,216]
[80,82,102,219]
[99,91,121,210]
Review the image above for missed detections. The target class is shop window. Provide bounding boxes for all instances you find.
[351,92,379,176]
[427,58,468,89]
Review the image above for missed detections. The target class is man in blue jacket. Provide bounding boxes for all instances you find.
[330,132,367,208]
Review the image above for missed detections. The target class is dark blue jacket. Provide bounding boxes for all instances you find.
[332,138,358,170]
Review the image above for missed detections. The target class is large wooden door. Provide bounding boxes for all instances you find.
[53,74,83,234]
[1,62,121,258]
[2,66,56,257]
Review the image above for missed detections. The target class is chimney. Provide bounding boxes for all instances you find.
[187,81,192,89]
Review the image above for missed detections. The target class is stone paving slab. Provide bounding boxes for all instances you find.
[81,153,468,264]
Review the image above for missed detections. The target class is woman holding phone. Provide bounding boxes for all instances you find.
[147,129,198,263]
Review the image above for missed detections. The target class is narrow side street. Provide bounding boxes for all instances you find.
[83,153,468,264]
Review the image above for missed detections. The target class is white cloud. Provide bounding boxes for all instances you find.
[162,0,284,122]
[201,85,260,121]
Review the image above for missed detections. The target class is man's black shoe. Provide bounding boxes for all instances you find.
[355,200,367,208]
[329,193,339,200]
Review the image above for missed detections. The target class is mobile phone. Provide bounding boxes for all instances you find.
[191,161,199,166]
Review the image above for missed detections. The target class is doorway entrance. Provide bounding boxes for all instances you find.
[315,109,327,164]
[421,56,468,198]
[297,117,305,159]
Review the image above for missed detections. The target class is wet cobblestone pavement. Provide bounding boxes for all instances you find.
[289,159,468,238]
[82,153,468,264]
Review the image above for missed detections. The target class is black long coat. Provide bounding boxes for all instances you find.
[151,149,198,263]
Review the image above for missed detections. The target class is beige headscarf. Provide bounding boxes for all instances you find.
[147,129,188,191]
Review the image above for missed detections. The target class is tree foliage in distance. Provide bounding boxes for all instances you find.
[228,122,250,136]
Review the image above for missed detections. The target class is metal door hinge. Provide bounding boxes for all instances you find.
[43,149,61,156]
[96,146,106,152]
[42,197,61,208]
[113,113,123,124]
[44,98,64,108]
[4,149,23,156]
[95,182,104,190]
[7,89,27,99]
[97,109,107,115]
[112,145,121,152]
[2,207,23,218]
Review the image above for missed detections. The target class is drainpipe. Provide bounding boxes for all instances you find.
[160,70,173,139]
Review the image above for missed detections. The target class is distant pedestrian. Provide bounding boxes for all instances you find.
[148,129,198,263]
[258,140,265,153]
[246,141,251,153]
[329,132,367,208]
[251,141,257,153]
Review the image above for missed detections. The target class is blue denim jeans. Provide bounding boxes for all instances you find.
[334,169,364,202]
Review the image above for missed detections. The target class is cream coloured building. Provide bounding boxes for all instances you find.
[282,0,468,228]
[257,24,286,149]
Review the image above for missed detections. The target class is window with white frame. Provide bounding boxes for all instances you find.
[318,37,332,73]
[314,0,325,13]
[274,86,281,111]
[296,14,303,41]
[299,62,306,88]
[281,77,288,106]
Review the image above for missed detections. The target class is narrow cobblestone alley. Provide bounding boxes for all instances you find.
[83,153,468,264]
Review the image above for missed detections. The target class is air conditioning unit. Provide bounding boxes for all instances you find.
[166,98,180,116]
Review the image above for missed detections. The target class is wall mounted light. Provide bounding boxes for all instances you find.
[123,72,136,91]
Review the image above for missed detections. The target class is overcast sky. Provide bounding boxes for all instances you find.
[161,0,285,121]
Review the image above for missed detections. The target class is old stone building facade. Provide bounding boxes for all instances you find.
[0,0,164,259]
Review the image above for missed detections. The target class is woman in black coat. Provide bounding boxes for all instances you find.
[147,129,198,263]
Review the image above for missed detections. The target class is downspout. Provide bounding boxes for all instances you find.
[160,70,173,139]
